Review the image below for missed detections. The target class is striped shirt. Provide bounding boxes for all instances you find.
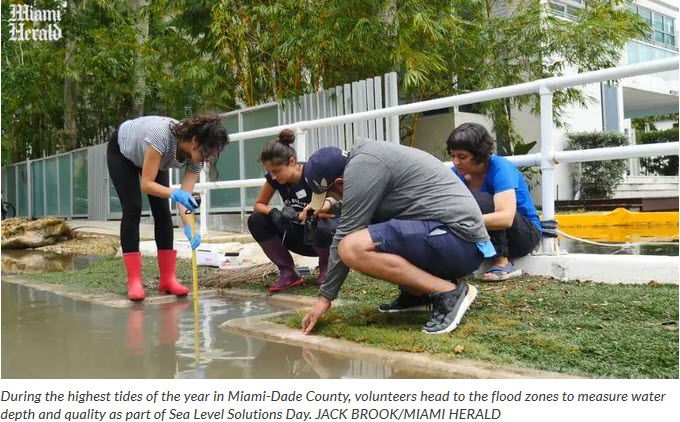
[117,116,203,173]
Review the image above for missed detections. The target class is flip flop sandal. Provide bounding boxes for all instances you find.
[484,264,523,281]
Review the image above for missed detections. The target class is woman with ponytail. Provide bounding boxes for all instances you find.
[107,114,229,301]
[249,129,336,292]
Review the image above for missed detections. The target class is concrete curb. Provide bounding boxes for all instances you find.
[219,312,581,379]
[2,276,220,308]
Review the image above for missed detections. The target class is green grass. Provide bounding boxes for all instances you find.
[24,256,217,298]
[269,273,678,378]
[22,260,678,378]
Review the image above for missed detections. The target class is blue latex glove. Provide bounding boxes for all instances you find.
[171,189,198,212]
[184,225,202,250]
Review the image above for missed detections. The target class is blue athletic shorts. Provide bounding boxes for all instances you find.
[368,219,482,280]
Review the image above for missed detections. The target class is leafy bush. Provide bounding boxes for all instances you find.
[567,131,627,199]
[638,128,678,176]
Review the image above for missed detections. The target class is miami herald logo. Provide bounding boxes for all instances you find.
[9,3,64,42]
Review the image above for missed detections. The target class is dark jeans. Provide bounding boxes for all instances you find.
[247,212,335,256]
[472,191,541,259]
[107,130,173,253]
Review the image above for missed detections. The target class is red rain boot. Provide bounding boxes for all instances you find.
[157,249,190,296]
[123,252,146,301]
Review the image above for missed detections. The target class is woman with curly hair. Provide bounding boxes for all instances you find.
[107,114,229,301]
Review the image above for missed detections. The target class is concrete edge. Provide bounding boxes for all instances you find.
[512,254,679,284]
[1,276,220,308]
[219,288,352,308]
[218,312,583,380]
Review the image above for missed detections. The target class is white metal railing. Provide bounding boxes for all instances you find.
[177,57,679,252]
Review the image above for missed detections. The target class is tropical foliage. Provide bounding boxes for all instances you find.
[567,131,628,199]
[2,0,646,164]
[638,128,679,176]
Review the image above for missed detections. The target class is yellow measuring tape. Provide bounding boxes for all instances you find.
[190,213,199,305]
[190,213,200,366]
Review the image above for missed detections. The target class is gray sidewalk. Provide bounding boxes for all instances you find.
[67,220,254,243]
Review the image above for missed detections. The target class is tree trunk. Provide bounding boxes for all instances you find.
[63,0,78,150]
[132,0,149,116]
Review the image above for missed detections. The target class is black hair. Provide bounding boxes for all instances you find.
[172,114,229,180]
[445,122,495,164]
[259,129,297,165]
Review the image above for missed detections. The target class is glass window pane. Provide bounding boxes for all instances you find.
[108,180,121,214]
[566,5,580,18]
[72,150,88,215]
[5,166,17,213]
[641,43,653,62]
[665,17,674,34]
[45,158,59,215]
[626,42,640,64]
[242,107,279,205]
[549,2,564,14]
[654,31,665,43]
[207,115,241,209]
[209,141,241,208]
[16,163,28,217]
[639,9,652,26]
[58,156,71,215]
[653,13,664,31]
[666,35,675,47]
[31,161,45,217]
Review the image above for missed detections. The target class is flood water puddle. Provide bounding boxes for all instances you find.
[1,283,437,379]
[559,237,678,256]
[1,249,104,274]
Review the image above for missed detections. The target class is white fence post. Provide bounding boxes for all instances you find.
[628,129,641,176]
[385,72,400,143]
[199,168,208,236]
[538,86,559,256]
[295,127,308,160]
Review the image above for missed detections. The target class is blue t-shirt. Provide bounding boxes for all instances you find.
[452,155,542,232]
[265,164,312,226]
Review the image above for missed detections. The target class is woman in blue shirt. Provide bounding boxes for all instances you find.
[447,123,542,280]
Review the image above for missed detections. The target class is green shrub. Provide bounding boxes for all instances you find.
[638,128,678,176]
[567,131,627,199]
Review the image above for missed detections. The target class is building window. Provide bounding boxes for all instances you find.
[548,0,584,20]
[629,4,677,49]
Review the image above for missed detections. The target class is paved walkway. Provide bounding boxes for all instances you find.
[68,220,254,243]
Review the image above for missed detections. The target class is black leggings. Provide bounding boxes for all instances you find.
[107,130,173,253]
[472,191,541,260]
[248,212,335,256]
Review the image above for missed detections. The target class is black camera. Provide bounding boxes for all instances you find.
[303,209,318,246]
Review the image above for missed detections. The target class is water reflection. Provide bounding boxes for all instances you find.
[559,237,679,256]
[2,283,436,379]
[1,249,104,274]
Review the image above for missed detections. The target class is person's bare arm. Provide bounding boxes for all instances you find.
[140,146,173,198]
[253,183,276,215]
[177,170,200,227]
[483,190,516,229]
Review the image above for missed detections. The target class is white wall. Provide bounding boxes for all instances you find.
[412,111,495,158]
[655,120,678,130]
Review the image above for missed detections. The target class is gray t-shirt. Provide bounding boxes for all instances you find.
[117,116,202,173]
[319,141,489,301]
